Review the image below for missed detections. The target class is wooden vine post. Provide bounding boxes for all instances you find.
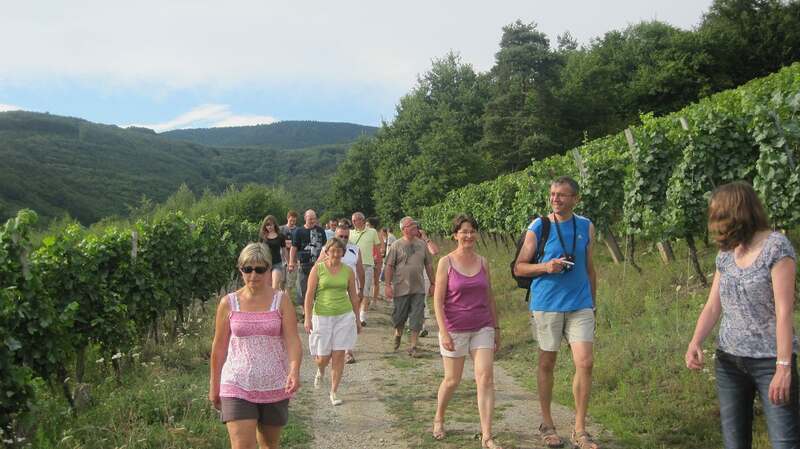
[622,129,643,272]
[678,117,708,287]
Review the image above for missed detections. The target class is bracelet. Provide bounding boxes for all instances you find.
[777,360,791,367]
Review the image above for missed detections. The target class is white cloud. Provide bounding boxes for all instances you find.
[128,104,277,132]
[0,103,23,112]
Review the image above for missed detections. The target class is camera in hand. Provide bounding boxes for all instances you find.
[560,254,576,272]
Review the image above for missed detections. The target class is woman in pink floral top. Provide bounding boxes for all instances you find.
[210,242,303,449]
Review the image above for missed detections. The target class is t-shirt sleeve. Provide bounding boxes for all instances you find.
[767,233,797,269]
[386,242,397,268]
[291,229,301,248]
[527,218,543,241]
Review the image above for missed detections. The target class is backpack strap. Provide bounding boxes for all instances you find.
[535,216,551,263]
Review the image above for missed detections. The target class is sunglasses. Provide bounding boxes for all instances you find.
[240,265,269,274]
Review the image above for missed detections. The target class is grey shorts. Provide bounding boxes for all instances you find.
[220,397,289,426]
[531,309,595,352]
[392,293,426,332]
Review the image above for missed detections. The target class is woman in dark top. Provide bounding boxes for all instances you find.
[260,215,288,291]
[686,181,798,449]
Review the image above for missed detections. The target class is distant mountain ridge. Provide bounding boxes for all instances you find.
[160,120,377,148]
[0,111,361,224]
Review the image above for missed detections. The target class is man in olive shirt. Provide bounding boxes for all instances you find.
[384,216,434,357]
[350,212,382,326]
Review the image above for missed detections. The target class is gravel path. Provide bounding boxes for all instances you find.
[293,300,616,449]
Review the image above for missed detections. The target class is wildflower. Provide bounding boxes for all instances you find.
[96,358,105,364]
[111,352,123,360]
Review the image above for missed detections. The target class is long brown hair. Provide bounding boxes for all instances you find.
[259,215,279,241]
[707,181,769,251]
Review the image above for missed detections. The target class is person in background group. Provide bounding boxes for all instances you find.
[279,211,299,292]
[417,226,439,338]
[209,243,302,449]
[288,210,327,318]
[367,217,382,304]
[321,220,365,364]
[325,219,337,240]
[686,181,798,449]
[514,176,599,449]
[432,214,503,449]
[260,215,288,291]
[304,238,362,406]
[384,216,435,357]
[349,212,382,327]
[379,227,397,298]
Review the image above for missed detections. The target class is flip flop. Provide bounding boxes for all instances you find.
[432,420,445,440]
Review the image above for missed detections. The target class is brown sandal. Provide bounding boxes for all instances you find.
[571,430,599,449]
[539,423,564,448]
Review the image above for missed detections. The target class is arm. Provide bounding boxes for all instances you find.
[433,256,453,351]
[587,223,597,309]
[685,271,723,370]
[769,256,797,404]
[425,258,435,297]
[384,247,395,299]
[288,245,298,272]
[483,256,501,351]
[280,235,289,266]
[347,268,362,333]
[303,265,319,332]
[420,230,439,255]
[208,295,232,409]
[514,230,564,277]
[279,292,302,394]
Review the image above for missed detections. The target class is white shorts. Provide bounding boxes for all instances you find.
[360,265,375,297]
[439,326,495,358]
[309,311,357,356]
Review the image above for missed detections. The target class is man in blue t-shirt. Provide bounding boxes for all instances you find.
[513,176,599,449]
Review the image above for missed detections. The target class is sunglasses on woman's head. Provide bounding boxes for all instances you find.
[240,266,269,274]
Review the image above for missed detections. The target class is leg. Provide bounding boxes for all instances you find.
[570,341,594,433]
[391,295,411,350]
[750,356,800,449]
[361,265,374,316]
[256,424,282,449]
[272,269,282,291]
[330,350,346,394]
[408,293,426,352]
[434,355,466,438]
[226,419,259,449]
[538,349,558,427]
[715,350,756,449]
[472,348,496,444]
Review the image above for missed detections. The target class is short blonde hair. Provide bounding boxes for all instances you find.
[324,237,347,253]
[237,242,272,270]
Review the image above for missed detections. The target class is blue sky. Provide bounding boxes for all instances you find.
[0,0,713,131]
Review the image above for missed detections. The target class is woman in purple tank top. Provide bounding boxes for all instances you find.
[209,243,303,449]
[432,214,503,449]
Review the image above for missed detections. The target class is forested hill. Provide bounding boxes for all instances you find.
[160,121,377,148]
[0,111,353,224]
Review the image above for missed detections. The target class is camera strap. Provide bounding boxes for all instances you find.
[553,215,576,258]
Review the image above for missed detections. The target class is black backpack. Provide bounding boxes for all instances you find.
[510,216,550,302]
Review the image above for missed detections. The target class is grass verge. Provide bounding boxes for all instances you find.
[15,305,312,449]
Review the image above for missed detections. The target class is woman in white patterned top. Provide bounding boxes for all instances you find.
[686,181,798,449]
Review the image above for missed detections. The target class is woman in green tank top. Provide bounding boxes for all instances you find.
[303,238,362,405]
